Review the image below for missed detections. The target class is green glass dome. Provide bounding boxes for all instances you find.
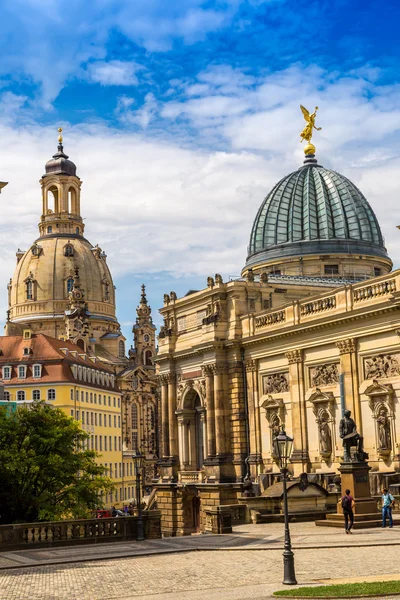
[245,159,390,269]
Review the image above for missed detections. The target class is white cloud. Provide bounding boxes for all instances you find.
[0,63,400,333]
[87,61,142,86]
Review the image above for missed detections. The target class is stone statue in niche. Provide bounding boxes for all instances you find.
[311,363,339,387]
[365,354,400,379]
[377,408,391,450]
[263,373,289,394]
[318,413,332,455]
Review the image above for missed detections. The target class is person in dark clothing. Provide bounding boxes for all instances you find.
[341,488,355,533]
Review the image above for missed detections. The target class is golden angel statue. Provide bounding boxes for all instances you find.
[299,105,321,143]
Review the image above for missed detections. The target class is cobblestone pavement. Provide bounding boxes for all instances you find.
[1,521,400,570]
[1,545,400,600]
[1,523,400,599]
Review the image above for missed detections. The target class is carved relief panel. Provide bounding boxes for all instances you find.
[364,354,400,380]
[262,372,289,394]
[309,363,339,387]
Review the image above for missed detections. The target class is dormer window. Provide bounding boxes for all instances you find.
[23,347,31,356]
[33,364,42,378]
[64,244,74,257]
[18,366,26,379]
[2,366,11,380]
[31,244,42,257]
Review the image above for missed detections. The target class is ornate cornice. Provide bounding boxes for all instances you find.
[285,349,303,364]
[336,338,357,354]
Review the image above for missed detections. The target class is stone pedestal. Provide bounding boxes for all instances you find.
[316,461,381,529]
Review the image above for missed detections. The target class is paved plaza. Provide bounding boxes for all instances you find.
[0,522,400,599]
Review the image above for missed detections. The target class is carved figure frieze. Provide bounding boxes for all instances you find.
[262,372,289,394]
[364,354,400,379]
[310,363,339,387]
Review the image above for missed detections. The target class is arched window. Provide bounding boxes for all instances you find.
[26,279,34,300]
[64,244,74,257]
[131,403,138,451]
[76,227,80,235]
[46,185,59,213]
[17,390,25,402]
[118,340,125,358]
[3,391,10,401]
[67,278,74,294]
[47,226,52,234]
[103,281,110,302]
[144,350,152,366]
[47,389,56,400]
[76,339,85,351]
[68,187,77,213]
[32,390,41,400]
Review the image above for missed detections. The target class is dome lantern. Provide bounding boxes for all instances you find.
[39,128,84,239]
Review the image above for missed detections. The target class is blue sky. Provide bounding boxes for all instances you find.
[1,0,400,343]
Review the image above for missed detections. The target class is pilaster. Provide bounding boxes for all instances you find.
[285,349,310,473]
[336,338,361,432]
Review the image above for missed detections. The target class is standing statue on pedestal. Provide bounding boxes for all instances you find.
[339,410,368,462]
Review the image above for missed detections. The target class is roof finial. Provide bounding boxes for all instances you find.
[57,127,64,153]
[299,105,321,157]
[140,283,148,304]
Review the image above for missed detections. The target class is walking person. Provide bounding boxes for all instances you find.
[382,488,395,528]
[341,488,355,534]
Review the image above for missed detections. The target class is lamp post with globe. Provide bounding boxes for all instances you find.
[132,450,145,541]
[274,428,297,585]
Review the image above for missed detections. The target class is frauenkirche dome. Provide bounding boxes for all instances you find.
[6,129,125,364]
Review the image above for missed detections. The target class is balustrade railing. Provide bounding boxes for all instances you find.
[300,295,336,316]
[0,512,161,551]
[255,310,285,329]
[353,278,396,303]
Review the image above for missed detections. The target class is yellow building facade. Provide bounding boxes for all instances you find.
[156,142,400,535]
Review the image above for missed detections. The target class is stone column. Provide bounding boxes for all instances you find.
[285,349,309,473]
[202,365,216,457]
[160,375,170,458]
[167,373,178,458]
[336,338,361,432]
[212,363,227,456]
[246,360,260,463]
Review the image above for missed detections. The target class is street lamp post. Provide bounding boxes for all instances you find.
[274,428,297,585]
[132,450,145,541]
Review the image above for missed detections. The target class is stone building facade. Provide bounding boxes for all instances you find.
[155,147,400,535]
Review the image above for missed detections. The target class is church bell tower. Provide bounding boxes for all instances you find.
[39,128,84,239]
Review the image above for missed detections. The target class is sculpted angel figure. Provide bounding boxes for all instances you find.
[300,105,322,143]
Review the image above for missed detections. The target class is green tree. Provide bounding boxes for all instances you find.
[0,401,114,524]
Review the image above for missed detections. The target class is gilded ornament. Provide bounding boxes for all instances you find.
[299,105,321,152]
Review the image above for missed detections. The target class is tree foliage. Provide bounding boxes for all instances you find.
[0,401,114,524]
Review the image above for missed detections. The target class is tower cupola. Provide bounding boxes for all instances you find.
[39,128,84,238]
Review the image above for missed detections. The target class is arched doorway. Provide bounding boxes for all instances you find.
[178,388,207,471]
